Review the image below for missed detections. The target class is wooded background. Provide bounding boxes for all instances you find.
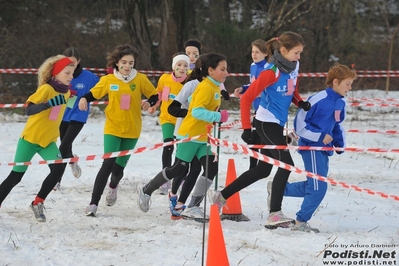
[1,0,399,103]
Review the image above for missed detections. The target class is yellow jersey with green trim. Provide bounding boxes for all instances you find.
[177,77,221,142]
[157,73,184,125]
[90,73,157,138]
[21,84,71,148]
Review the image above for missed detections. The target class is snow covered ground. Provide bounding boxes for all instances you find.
[0,89,398,266]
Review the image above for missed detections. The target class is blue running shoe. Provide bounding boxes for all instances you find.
[171,205,186,220]
[168,192,178,212]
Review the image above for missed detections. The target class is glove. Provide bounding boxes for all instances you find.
[298,100,311,111]
[241,129,253,144]
[221,90,230,100]
[335,145,344,154]
[48,94,66,107]
[220,109,229,122]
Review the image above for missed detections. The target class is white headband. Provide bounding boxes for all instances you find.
[172,54,190,70]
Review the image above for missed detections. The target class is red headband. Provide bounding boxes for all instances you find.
[52,57,73,76]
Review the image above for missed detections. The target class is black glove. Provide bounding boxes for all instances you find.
[241,129,253,144]
[48,94,66,107]
[221,90,230,100]
[298,100,311,111]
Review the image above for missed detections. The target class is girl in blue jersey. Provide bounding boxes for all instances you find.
[55,47,100,189]
[284,64,357,232]
[234,39,269,169]
[212,31,311,229]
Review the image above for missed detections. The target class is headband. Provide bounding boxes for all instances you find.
[52,57,73,76]
[184,40,202,54]
[172,54,190,70]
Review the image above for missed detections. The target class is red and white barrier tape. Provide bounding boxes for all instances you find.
[2,68,399,78]
[347,129,399,134]
[226,141,399,153]
[0,135,202,167]
[348,97,399,103]
[355,70,399,73]
[210,137,399,201]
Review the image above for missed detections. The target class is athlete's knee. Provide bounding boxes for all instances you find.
[164,158,189,178]
[199,156,218,179]
[49,163,65,176]
[112,163,124,179]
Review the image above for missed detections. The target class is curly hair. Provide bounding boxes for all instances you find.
[107,44,139,70]
[37,55,67,87]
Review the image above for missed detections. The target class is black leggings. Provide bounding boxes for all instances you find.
[143,155,218,196]
[256,120,294,213]
[221,119,293,213]
[249,117,262,169]
[162,137,174,169]
[58,121,84,182]
[0,163,65,205]
[173,155,201,203]
[59,121,84,158]
[90,158,124,205]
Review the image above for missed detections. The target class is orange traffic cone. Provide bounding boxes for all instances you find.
[206,204,229,266]
[220,159,250,222]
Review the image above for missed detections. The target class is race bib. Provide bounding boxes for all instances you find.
[162,87,170,101]
[334,110,341,122]
[121,94,131,110]
[66,96,77,108]
[287,79,294,95]
[49,105,61,121]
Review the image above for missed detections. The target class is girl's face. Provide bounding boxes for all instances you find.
[251,46,267,63]
[185,46,200,64]
[56,65,75,86]
[280,44,304,62]
[174,60,189,78]
[208,60,228,83]
[333,77,354,96]
[116,55,135,76]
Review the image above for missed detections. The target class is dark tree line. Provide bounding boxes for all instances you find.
[0,0,398,102]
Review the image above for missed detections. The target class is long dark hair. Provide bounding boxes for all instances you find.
[184,53,226,84]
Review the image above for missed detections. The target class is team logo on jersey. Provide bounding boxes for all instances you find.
[276,85,287,93]
[75,83,85,90]
[110,84,119,91]
[169,93,176,100]
[214,93,220,100]
[130,84,136,91]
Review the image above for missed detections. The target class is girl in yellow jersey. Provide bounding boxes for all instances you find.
[157,53,190,194]
[138,53,229,219]
[0,55,75,222]
[79,44,158,217]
